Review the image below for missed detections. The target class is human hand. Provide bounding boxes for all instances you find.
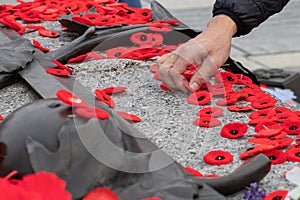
[157,14,237,92]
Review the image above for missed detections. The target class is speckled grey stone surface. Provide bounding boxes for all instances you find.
[0,20,299,200]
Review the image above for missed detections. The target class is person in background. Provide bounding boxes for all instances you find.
[157,0,290,93]
[118,0,142,8]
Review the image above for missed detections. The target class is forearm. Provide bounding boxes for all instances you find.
[213,0,290,36]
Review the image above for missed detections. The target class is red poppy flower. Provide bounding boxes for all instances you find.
[153,72,160,80]
[193,117,221,128]
[294,110,300,118]
[248,118,272,126]
[102,86,127,95]
[187,91,211,105]
[46,68,70,76]
[160,83,173,91]
[247,138,279,147]
[117,111,141,123]
[240,145,276,160]
[130,32,152,45]
[75,106,110,120]
[184,167,204,177]
[203,150,233,165]
[197,107,224,117]
[273,138,294,149]
[247,92,271,103]
[32,39,50,53]
[263,150,287,165]
[182,69,196,80]
[38,27,59,38]
[72,15,94,26]
[282,120,300,135]
[152,19,180,25]
[271,131,288,139]
[215,71,238,84]
[56,89,87,107]
[220,122,248,139]
[133,8,152,22]
[227,105,253,112]
[105,47,128,58]
[148,23,171,32]
[94,89,115,108]
[0,115,3,121]
[271,112,297,123]
[51,60,72,73]
[149,64,158,73]
[272,106,293,114]
[263,190,288,200]
[251,97,277,109]
[83,187,119,200]
[216,95,239,106]
[287,147,300,162]
[0,16,23,31]
[254,125,282,138]
[83,13,102,23]
[249,108,276,119]
[255,121,280,132]
[237,74,253,85]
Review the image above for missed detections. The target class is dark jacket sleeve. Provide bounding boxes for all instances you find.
[213,0,290,36]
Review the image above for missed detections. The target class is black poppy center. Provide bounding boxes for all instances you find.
[197,96,205,101]
[229,130,239,135]
[89,17,95,20]
[103,96,109,101]
[272,196,282,200]
[114,52,122,57]
[142,12,148,16]
[203,120,210,123]
[295,152,300,157]
[289,125,298,130]
[140,35,147,41]
[247,147,254,151]
[226,76,234,81]
[102,20,108,22]
[269,155,277,160]
[205,111,212,115]
[259,113,267,116]
[215,156,225,160]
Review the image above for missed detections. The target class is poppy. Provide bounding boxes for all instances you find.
[102,86,127,95]
[94,89,115,108]
[83,187,119,200]
[38,27,60,38]
[263,150,287,165]
[0,115,3,121]
[255,121,280,133]
[273,138,294,149]
[117,111,141,123]
[85,51,106,61]
[203,150,233,165]
[240,145,276,160]
[183,81,196,93]
[153,72,160,80]
[187,91,211,106]
[46,68,70,76]
[130,32,152,45]
[246,92,271,103]
[249,108,276,119]
[71,15,94,26]
[160,83,173,91]
[294,110,300,118]
[148,23,171,32]
[271,131,288,139]
[193,117,221,128]
[271,106,293,114]
[51,60,72,73]
[32,39,50,53]
[56,89,87,107]
[68,54,88,63]
[182,69,196,80]
[184,167,204,177]
[254,125,282,138]
[75,106,110,120]
[105,47,128,58]
[134,8,152,22]
[220,122,248,139]
[82,13,101,23]
[237,74,253,85]
[282,120,300,135]
[271,112,297,123]
[216,94,239,106]
[214,71,238,84]
[197,107,224,117]
[149,64,158,73]
[248,118,272,126]
[251,97,277,109]
[1,16,23,31]
[247,138,279,147]
[227,105,253,112]
[262,190,288,200]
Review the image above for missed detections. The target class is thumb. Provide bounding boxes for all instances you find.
[189,58,218,91]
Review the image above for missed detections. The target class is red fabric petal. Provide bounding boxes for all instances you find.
[220,122,248,139]
[286,147,300,162]
[160,83,173,91]
[263,190,288,200]
[240,145,276,160]
[187,91,211,105]
[51,60,72,73]
[0,115,3,121]
[282,119,300,135]
[271,112,297,123]
[149,64,158,73]
[38,27,59,38]
[72,15,94,25]
[153,72,160,80]
[203,150,233,165]
[117,112,141,123]
[56,89,87,107]
[193,117,221,128]
[197,107,224,117]
[263,150,287,165]
[46,68,70,76]
[32,39,50,53]
[94,89,115,108]
[75,106,110,120]
[215,71,238,84]
[184,167,204,177]
[251,97,277,109]
[255,121,280,132]
[148,23,171,32]
[102,86,127,95]
[227,105,253,112]
[249,108,276,119]
[254,126,282,138]
[83,187,119,200]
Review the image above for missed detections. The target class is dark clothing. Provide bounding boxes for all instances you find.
[213,0,290,36]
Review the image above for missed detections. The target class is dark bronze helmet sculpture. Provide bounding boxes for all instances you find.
[0,98,270,200]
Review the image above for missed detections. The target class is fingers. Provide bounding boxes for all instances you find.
[157,53,179,89]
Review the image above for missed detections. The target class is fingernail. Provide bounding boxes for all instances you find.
[190,82,200,91]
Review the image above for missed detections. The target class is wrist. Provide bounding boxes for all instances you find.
[207,14,237,37]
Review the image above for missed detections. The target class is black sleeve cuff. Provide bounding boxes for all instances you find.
[213,9,244,37]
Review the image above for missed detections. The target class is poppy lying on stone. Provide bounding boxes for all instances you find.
[203,150,233,165]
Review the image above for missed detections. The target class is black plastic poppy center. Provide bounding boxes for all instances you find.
[89,17,95,20]
[114,52,122,57]
[259,113,267,116]
[295,152,300,157]
[289,125,298,130]
[269,155,277,160]
[273,196,283,200]
[203,120,210,123]
[103,96,109,101]
[197,96,205,101]
[247,147,254,151]
[142,12,148,16]
[226,76,234,81]
[205,111,212,115]
[140,35,147,41]
[215,156,225,160]
[229,130,239,135]
[102,20,108,22]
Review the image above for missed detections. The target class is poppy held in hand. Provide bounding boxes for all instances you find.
[220,122,248,139]
[262,190,288,200]
[193,117,221,128]
[197,107,224,117]
[203,150,233,165]
[263,150,287,165]
[187,91,211,106]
